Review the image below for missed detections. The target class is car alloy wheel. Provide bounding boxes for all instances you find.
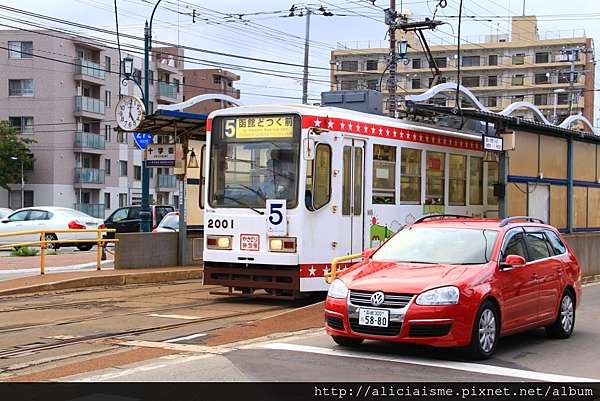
[478,309,496,354]
[44,233,59,250]
[560,295,574,333]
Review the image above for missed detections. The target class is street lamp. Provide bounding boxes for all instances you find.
[10,156,24,209]
[122,56,134,78]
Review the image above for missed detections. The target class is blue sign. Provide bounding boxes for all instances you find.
[133,132,153,150]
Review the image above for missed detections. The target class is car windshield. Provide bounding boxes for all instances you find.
[209,115,301,209]
[372,227,499,265]
[159,214,179,230]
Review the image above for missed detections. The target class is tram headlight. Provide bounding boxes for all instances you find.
[327,279,349,299]
[207,235,232,250]
[269,237,297,253]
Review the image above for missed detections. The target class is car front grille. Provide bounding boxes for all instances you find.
[348,318,402,336]
[326,316,345,331]
[408,324,452,337]
[349,290,414,309]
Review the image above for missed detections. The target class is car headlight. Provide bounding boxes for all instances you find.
[327,279,348,299]
[415,286,459,306]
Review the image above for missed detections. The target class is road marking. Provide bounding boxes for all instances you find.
[164,333,207,343]
[147,314,200,320]
[118,340,230,354]
[256,343,598,382]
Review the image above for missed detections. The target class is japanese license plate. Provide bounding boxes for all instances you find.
[240,234,259,251]
[358,308,389,327]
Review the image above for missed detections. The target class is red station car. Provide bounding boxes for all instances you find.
[324,215,582,359]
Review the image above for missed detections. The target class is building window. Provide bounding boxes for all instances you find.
[534,73,549,84]
[512,74,524,86]
[372,144,396,204]
[426,151,445,205]
[10,190,33,209]
[134,165,141,180]
[535,52,549,63]
[400,148,421,204]
[430,96,446,106]
[173,78,180,93]
[9,116,34,133]
[461,55,480,67]
[340,60,358,72]
[8,79,33,96]
[487,162,498,205]
[488,54,498,66]
[117,131,128,144]
[449,154,466,206]
[104,125,112,141]
[105,159,111,176]
[558,71,576,84]
[513,95,525,102]
[119,160,128,177]
[534,94,549,105]
[366,80,378,90]
[104,192,111,209]
[148,101,154,114]
[557,93,570,105]
[340,80,358,90]
[8,41,33,59]
[366,60,378,71]
[469,156,483,205]
[431,57,447,68]
[104,56,111,73]
[482,97,498,108]
[462,76,479,87]
[487,76,497,86]
[411,78,421,89]
[512,53,525,65]
[118,193,127,207]
[213,75,222,84]
[412,58,421,69]
[149,70,154,85]
[105,90,111,108]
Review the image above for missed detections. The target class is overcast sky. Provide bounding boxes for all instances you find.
[1,0,599,120]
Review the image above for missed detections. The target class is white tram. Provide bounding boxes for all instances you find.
[202,104,499,298]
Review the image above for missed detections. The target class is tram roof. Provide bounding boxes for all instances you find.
[137,109,208,137]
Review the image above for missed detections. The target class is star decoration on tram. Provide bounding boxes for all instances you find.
[327,120,335,129]
[308,266,317,277]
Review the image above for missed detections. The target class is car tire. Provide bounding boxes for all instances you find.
[467,300,500,360]
[44,233,59,250]
[76,244,94,252]
[546,290,575,339]
[331,336,364,347]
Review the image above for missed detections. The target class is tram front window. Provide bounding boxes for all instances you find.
[209,115,301,209]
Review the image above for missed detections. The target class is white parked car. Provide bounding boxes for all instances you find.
[0,207,104,251]
[153,211,180,232]
[0,208,12,219]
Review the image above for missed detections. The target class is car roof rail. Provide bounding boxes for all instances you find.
[413,214,473,224]
[498,216,545,227]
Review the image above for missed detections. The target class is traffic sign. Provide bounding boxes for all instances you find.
[133,132,153,150]
[146,143,176,167]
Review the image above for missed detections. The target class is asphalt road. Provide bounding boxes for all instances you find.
[63,283,600,383]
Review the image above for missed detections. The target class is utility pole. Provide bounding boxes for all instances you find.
[386,0,397,116]
[302,8,312,104]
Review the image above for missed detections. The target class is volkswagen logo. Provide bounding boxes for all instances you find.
[370,291,385,307]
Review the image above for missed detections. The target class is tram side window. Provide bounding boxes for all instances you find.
[400,148,421,204]
[449,154,467,206]
[372,144,396,204]
[426,151,445,205]
[487,161,499,205]
[305,144,332,211]
[469,156,483,205]
[199,145,206,209]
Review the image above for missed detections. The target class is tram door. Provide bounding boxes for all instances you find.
[340,138,365,255]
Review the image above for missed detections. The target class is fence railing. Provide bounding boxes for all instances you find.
[74,131,105,150]
[75,96,105,114]
[74,58,106,79]
[158,82,177,98]
[74,168,105,184]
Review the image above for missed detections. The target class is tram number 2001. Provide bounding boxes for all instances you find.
[207,219,234,229]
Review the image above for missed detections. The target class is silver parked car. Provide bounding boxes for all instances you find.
[0,207,104,251]
[153,211,180,232]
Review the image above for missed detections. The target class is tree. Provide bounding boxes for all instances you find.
[0,121,35,191]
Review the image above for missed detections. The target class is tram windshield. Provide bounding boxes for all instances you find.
[209,114,301,209]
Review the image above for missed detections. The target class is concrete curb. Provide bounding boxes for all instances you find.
[0,269,203,296]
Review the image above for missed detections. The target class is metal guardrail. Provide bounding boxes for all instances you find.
[325,253,362,284]
[0,228,118,275]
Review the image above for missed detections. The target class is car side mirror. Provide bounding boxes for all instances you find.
[1,218,8,223]
[362,247,378,259]
[500,254,526,271]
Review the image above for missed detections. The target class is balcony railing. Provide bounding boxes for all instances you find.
[74,58,105,80]
[74,131,105,150]
[158,174,176,188]
[158,82,177,99]
[74,203,105,218]
[75,96,105,114]
[74,168,105,184]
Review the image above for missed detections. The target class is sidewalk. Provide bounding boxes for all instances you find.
[0,249,114,270]
[0,266,203,296]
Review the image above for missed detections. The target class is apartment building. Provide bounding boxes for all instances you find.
[0,30,184,218]
[182,68,240,115]
[330,16,595,123]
